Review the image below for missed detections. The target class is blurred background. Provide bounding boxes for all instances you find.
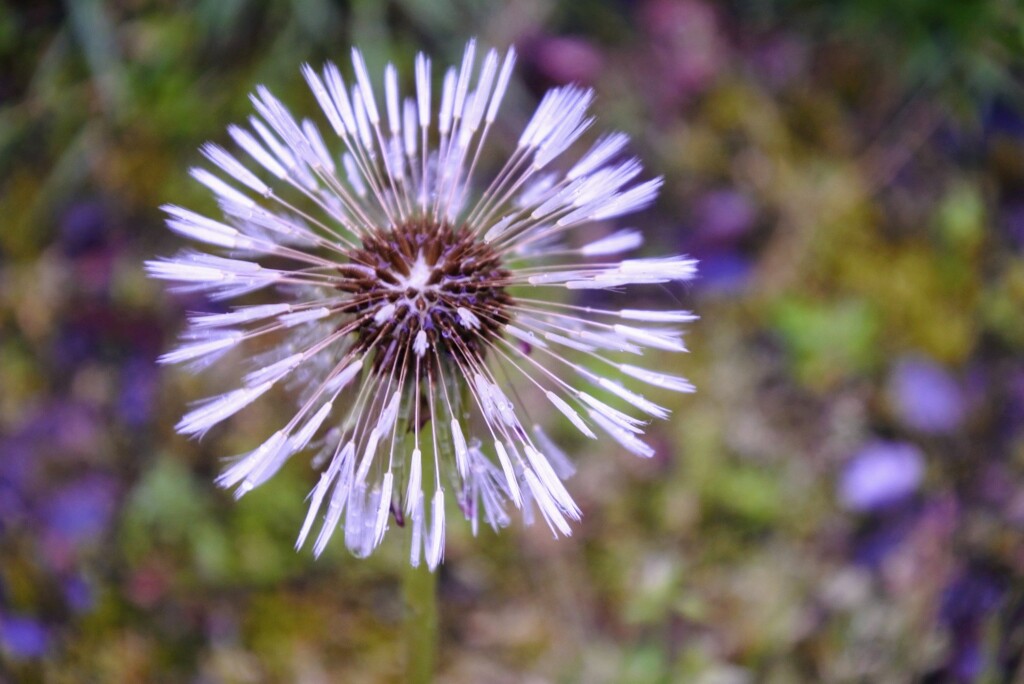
[2,0,1024,681]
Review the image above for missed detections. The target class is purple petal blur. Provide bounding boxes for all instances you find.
[0,617,51,660]
[117,356,159,428]
[839,441,925,512]
[1002,201,1024,251]
[693,252,752,294]
[530,36,604,85]
[695,190,756,244]
[63,574,96,614]
[44,476,118,548]
[888,357,966,434]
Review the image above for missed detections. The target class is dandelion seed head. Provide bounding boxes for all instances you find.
[151,40,697,569]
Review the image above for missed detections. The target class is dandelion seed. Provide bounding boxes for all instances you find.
[151,40,697,569]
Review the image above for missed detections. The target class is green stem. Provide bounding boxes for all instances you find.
[401,370,465,682]
[403,542,438,683]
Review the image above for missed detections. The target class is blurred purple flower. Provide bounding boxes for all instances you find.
[51,311,104,372]
[751,36,808,90]
[851,512,915,567]
[851,496,956,568]
[530,36,603,85]
[0,438,33,519]
[1002,201,1024,251]
[641,0,725,102]
[59,200,120,295]
[0,616,51,660]
[982,98,1024,140]
[63,574,95,614]
[695,190,756,244]
[0,402,104,541]
[43,475,118,547]
[693,252,751,294]
[888,357,965,434]
[839,441,925,511]
[59,200,108,257]
[941,570,1004,627]
[1003,370,1024,454]
[53,302,164,375]
[683,190,757,296]
[117,356,159,427]
[940,570,1005,681]
[0,401,101,487]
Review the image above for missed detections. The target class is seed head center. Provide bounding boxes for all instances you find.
[345,220,513,367]
[395,253,434,293]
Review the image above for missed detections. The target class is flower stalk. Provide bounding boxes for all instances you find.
[403,538,438,683]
